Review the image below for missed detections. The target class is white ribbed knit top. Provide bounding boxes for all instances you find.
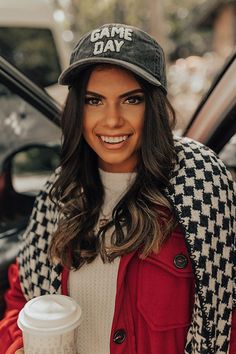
[69,169,136,354]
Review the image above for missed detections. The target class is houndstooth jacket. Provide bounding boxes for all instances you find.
[18,137,236,354]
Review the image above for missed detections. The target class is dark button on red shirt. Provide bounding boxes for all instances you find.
[174,254,188,269]
[113,329,126,344]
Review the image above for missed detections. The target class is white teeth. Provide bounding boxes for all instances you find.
[100,135,128,143]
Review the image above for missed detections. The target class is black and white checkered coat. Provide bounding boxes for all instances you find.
[18,137,236,354]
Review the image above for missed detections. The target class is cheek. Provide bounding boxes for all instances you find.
[82,116,99,152]
[82,107,102,135]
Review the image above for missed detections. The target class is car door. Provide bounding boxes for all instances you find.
[0,56,62,318]
[183,52,236,180]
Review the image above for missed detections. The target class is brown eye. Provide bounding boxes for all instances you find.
[124,95,144,104]
[85,96,102,105]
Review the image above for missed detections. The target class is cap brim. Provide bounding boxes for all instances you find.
[58,57,165,92]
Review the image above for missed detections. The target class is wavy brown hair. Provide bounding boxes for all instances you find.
[49,64,177,269]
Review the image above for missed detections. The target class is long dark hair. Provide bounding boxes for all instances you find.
[49,64,177,269]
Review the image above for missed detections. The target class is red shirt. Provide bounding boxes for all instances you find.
[109,227,194,353]
[1,228,236,353]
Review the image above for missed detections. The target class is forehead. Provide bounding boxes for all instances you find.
[87,64,141,89]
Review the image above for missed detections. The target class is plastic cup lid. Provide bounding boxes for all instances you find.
[18,295,82,336]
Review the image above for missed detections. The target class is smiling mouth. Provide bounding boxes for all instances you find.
[99,135,130,144]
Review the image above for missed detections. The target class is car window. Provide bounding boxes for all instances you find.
[0,81,60,167]
[0,27,62,88]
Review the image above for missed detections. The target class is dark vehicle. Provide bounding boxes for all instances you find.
[0,56,61,317]
[0,53,235,318]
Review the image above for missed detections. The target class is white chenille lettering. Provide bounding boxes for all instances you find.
[124,28,133,40]
[91,27,133,45]
[90,29,100,42]
[114,40,124,52]
[110,26,125,38]
[91,26,132,55]
[100,27,110,39]
[93,41,104,54]
[104,40,115,52]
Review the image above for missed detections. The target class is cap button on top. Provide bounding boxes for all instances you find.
[113,329,126,344]
[174,254,188,269]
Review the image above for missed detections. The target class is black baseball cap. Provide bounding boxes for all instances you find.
[58,23,167,93]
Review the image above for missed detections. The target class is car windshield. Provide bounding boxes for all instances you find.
[0,27,62,88]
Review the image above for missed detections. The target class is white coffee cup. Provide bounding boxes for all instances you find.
[17,294,82,354]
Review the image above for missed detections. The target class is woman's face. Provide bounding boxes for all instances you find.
[82,65,145,172]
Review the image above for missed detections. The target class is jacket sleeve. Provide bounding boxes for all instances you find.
[230,308,236,354]
[0,263,25,354]
[0,170,60,354]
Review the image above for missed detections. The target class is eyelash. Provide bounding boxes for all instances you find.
[85,95,144,106]
[124,95,144,104]
[84,97,102,106]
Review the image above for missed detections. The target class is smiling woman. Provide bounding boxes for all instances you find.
[0,23,235,354]
[49,59,177,269]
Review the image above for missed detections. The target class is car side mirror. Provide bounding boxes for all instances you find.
[10,145,60,195]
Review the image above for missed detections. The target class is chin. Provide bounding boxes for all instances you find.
[99,159,137,173]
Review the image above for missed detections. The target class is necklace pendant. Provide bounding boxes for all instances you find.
[99,218,109,228]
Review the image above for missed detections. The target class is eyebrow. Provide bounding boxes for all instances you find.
[85,88,144,99]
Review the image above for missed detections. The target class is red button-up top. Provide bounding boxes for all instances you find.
[108,227,195,353]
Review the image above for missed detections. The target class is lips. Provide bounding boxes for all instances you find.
[96,134,131,149]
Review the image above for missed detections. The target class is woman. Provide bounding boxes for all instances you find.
[0,23,235,354]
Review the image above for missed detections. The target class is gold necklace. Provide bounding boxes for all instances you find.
[98,209,111,229]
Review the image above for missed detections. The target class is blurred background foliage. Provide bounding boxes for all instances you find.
[62,0,235,59]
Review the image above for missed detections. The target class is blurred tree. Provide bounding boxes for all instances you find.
[61,0,235,60]
[164,0,208,59]
[69,0,149,38]
[148,0,167,51]
[68,0,207,55]
[165,0,236,60]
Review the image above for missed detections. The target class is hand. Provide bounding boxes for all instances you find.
[15,349,24,354]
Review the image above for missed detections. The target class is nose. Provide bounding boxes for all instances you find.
[103,102,124,128]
